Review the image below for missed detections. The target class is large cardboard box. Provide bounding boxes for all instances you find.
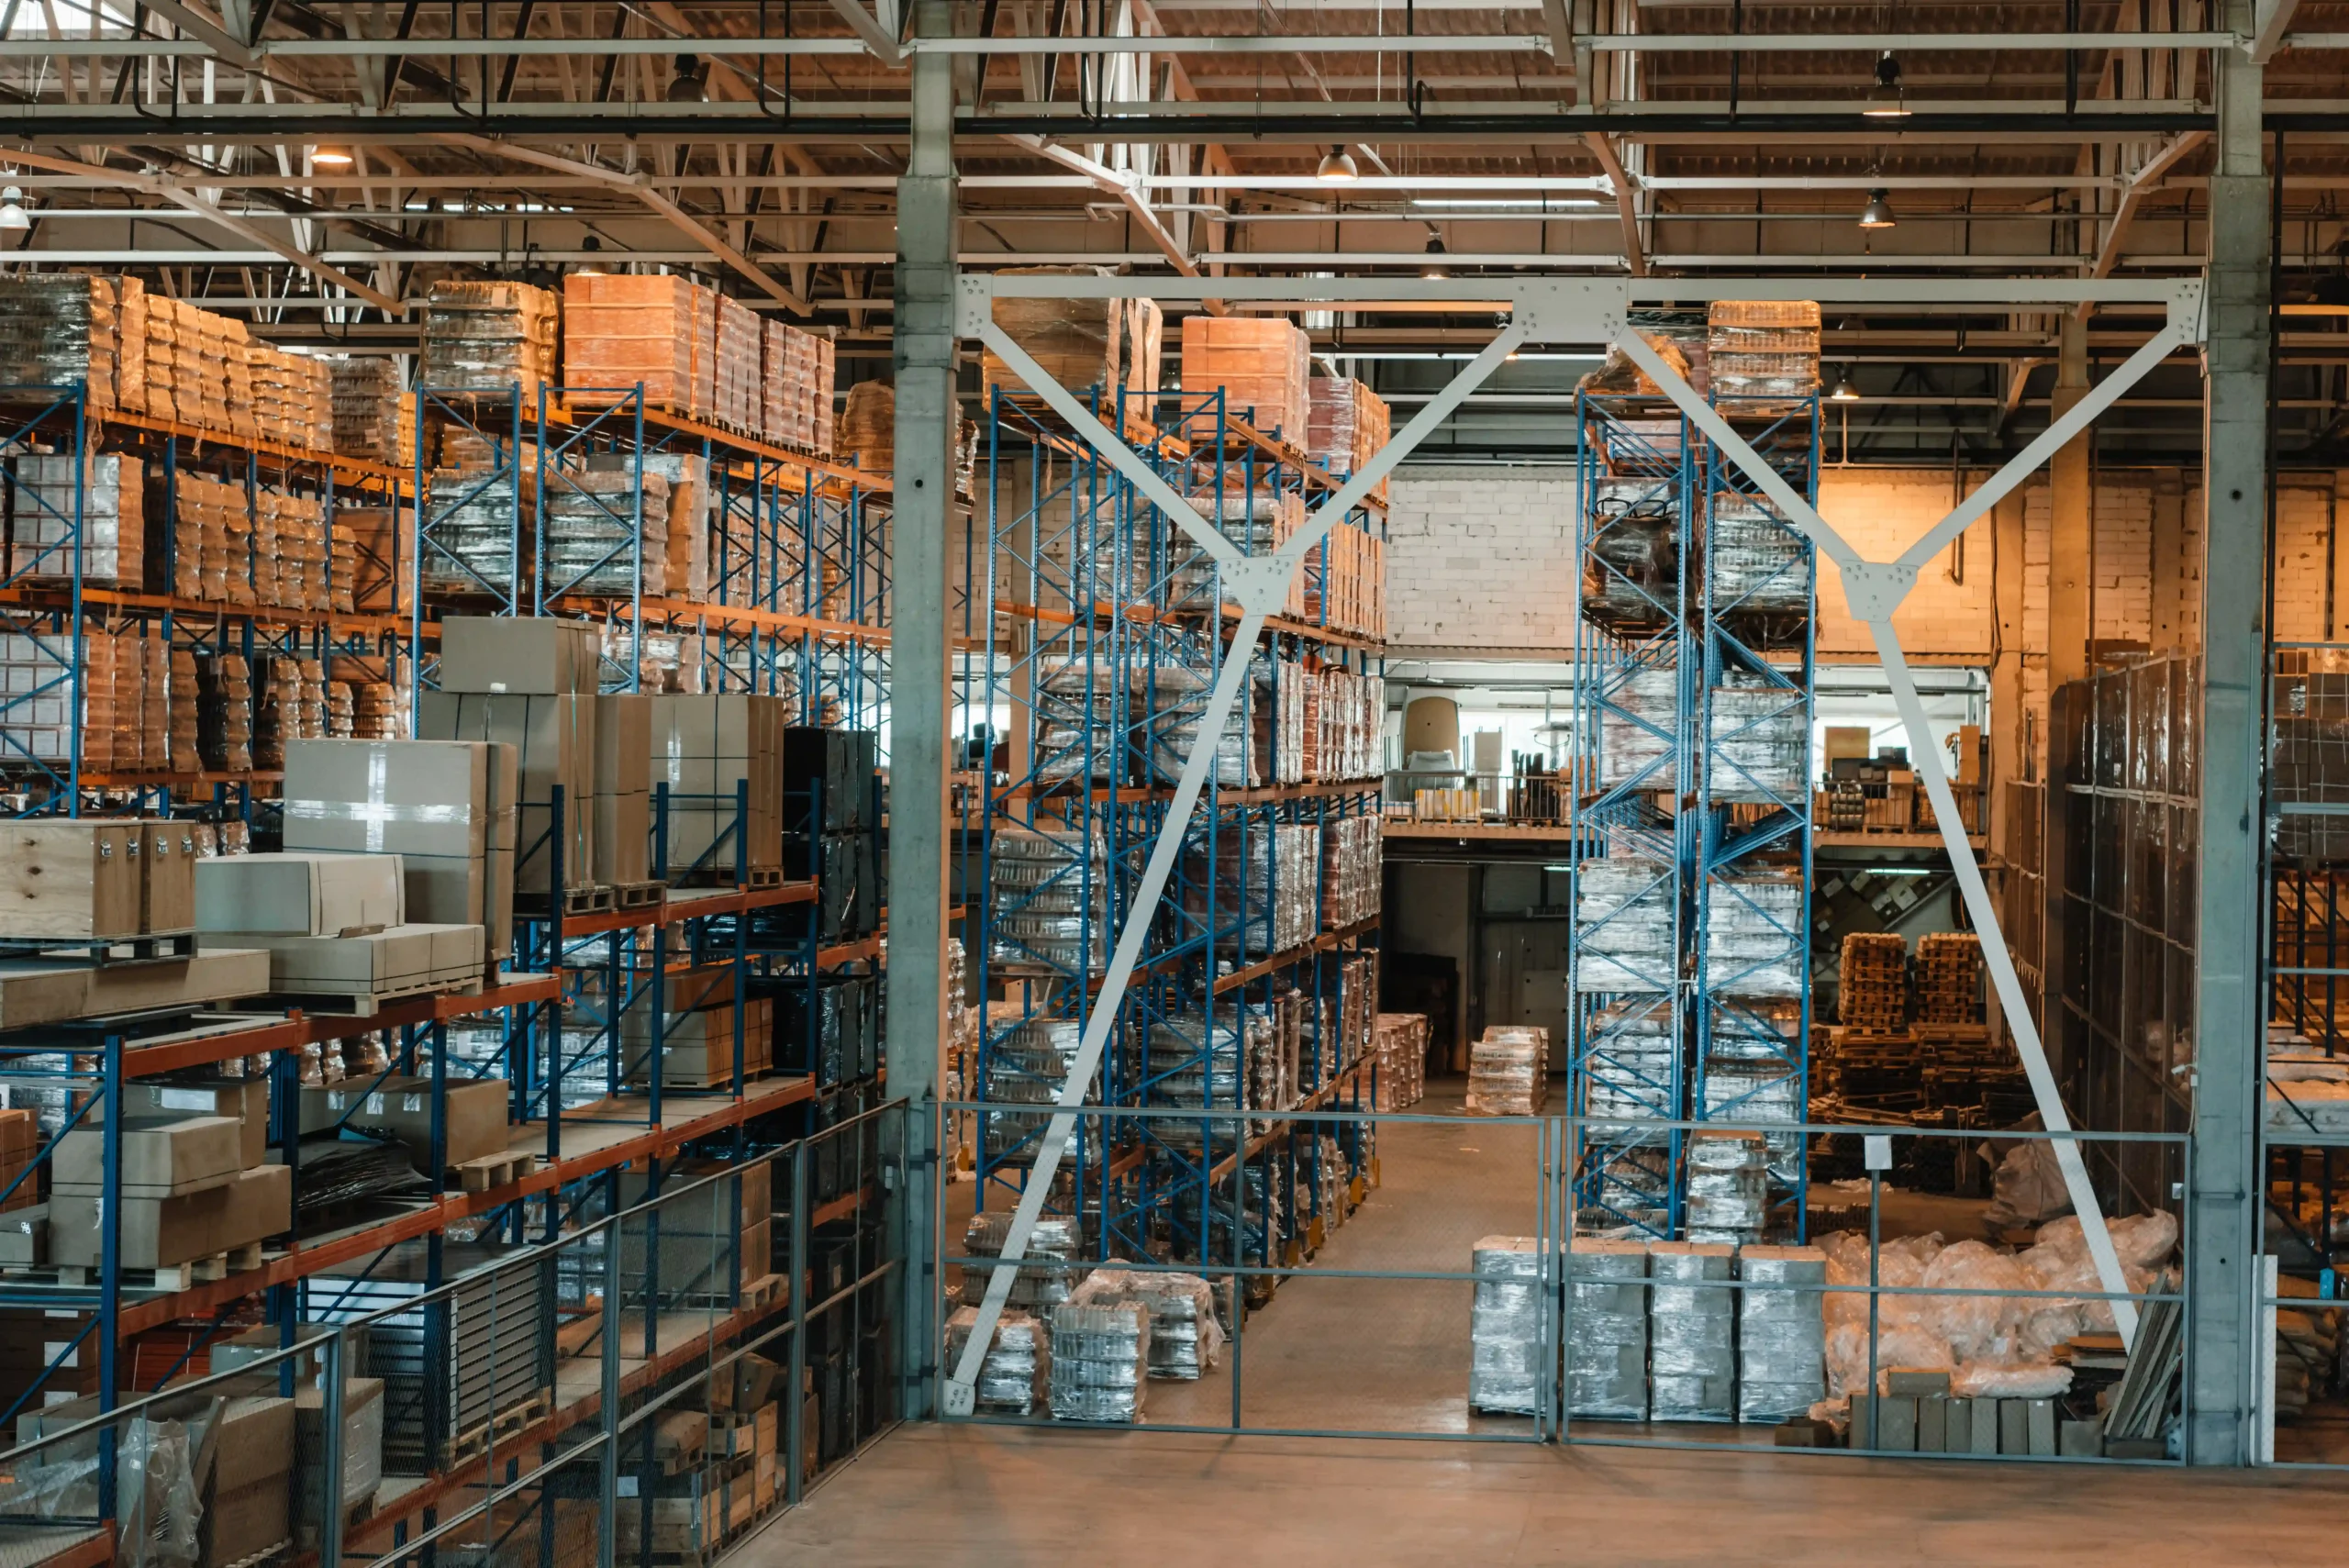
[437,615,598,695]
[299,1073,511,1169]
[56,1114,243,1195]
[0,820,142,940]
[1824,727,1874,770]
[417,692,596,893]
[0,1106,37,1212]
[595,693,652,886]
[127,1077,270,1169]
[1178,315,1310,445]
[50,1162,292,1267]
[200,923,484,997]
[195,851,406,937]
[202,1477,291,1568]
[282,740,507,949]
[649,695,784,876]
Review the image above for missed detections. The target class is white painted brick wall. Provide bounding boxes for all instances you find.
[1386,466,1579,651]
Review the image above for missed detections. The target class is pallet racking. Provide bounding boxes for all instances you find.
[1567,377,1820,1240]
[967,371,1386,1300]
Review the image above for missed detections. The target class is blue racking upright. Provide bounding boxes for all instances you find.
[1568,368,1821,1241]
[970,362,1387,1304]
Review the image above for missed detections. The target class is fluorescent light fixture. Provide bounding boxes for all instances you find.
[311,147,354,167]
[1409,197,1603,209]
[1316,145,1359,183]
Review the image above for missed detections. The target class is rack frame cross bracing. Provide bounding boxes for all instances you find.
[945,272,2203,1409]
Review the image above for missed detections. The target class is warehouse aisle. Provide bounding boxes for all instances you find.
[1143,1081,1541,1434]
[742,1424,2337,1568]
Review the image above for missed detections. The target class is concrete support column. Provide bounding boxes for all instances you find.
[2049,313,2094,686]
[886,0,959,1422]
[2188,5,2268,1467]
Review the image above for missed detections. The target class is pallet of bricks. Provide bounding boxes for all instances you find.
[562,272,838,453]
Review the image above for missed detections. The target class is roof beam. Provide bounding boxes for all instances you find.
[433,134,812,314]
[0,144,399,309]
[2078,128,2209,310]
[823,0,905,67]
[1000,133,1197,278]
[140,0,257,67]
[2248,0,2303,64]
[1582,131,1646,278]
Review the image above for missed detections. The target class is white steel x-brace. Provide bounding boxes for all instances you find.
[944,272,2205,1414]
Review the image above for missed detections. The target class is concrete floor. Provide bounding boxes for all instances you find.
[871,1082,2346,1564]
[745,1424,2345,1567]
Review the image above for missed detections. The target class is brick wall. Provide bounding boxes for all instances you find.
[1384,465,1579,653]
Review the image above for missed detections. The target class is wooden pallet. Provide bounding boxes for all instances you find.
[262,974,484,1018]
[737,1273,784,1311]
[449,1389,554,1464]
[447,1149,540,1194]
[42,1242,265,1291]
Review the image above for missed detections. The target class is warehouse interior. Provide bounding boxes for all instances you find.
[0,3,2344,1565]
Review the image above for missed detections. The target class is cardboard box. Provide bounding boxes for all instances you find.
[200,922,484,995]
[202,1476,291,1568]
[195,851,406,937]
[299,1074,511,1170]
[0,820,142,939]
[207,1394,298,1493]
[56,1113,243,1195]
[418,691,596,893]
[0,1202,45,1264]
[128,1077,270,1169]
[282,740,502,942]
[596,693,652,886]
[437,615,599,695]
[50,1162,291,1267]
[142,820,198,934]
[0,1106,36,1212]
[1823,726,1874,770]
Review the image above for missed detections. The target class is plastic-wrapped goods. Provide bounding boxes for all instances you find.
[1140,1008,1254,1148]
[1030,658,1125,784]
[196,651,253,772]
[9,451,142,587]
[713,294,762,432]
[1135,661,1262,788]
[1180,315,1309,444]
[841,380,893,475]
[1599,664,1681,789]
[1575,328,1691,397]
[1372,1013,1429,1111]
[1703,868,1804,996]
[1649,1241,1736,1420]
[1321,813,1383,929]
[961,1210,1083,1311]
[1708,492,1809,620]
[1048,1300,1151,1423]
[983,269,1163,408]
[988,824,1110,974]
[1574,856,1676,994]
[981,1016,1097,1154]
[419,464,520,597]
[1708,299,1820,401]
[540,468,674,597]
[945,1306,1050,1415]
[1684,1130,1769,1244]
[1701,1034,1805,1188]
[420,279,558,392]
[1465,1025,1547,1115]
[1583,475,1681,628]
[1737,1243,1828,1423]
[1469,1235,1549,1415]
[1190,820,1319,959]
[1308,376,1392,499]
[1705,674,1807,805]
[1070,1269,1225,1379]
[1567,1237,1649,1420]
[0,273,120,410]
[331,355,405,463]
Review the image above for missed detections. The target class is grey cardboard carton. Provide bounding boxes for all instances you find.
[56,1114,243,1195]
[50,1162,291,1267]
[128,1077,270,1169]
[195,851,406,937]
[299,1073,511,1169]
[439,615,598,694]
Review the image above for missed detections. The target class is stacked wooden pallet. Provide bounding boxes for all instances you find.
[1838,931,1908,1029]
[1914,931,1985,1023]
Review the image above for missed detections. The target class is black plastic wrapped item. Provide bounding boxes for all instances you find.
[783,726,875,833]
[293,1135,428,1219]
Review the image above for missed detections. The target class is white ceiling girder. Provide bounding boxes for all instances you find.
[945,270,2201,1409]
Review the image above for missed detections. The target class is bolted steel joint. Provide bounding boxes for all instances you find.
[1840,558,1919,623]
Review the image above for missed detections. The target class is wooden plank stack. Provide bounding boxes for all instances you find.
[1837,931,1908,1029]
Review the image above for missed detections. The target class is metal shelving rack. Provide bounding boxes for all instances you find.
[1567,385,1820,1240]
[971,375,1385,1288]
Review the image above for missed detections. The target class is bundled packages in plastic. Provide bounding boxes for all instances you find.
[8,451,142,586]
[1465,1025,1547,1115]
[1574,856,1676,993]
[1708,493,1809,619]
[540,468,674,596]
[1708,299,1820,400]
[420,279,558,391]
[331,355,405,463]
[981,1016,1097,1154]
[1649,1241,1736,1420]
[945,1306,1050,1415]
[1600,664,1681,787]
[1705,673,1807,804]
[988,824,1110,974]
[1321,812,1383,928]
[1583,475,1681,627]
[0,273,120,410]
[1737,1243,1827,1422]
[1194,820,1319,957]
[419,463,520,596]
[1684,1131,1768,1244]
[1372,1012,1429,1110]
[1469,1234,1548,1414]
[1071,1269,1225,1379]
[1703,868,1804,996]
[961,1210,1082,1311]
[1048,1300,1151,1423]
[1140,1008,1251,1150]
[1567,1237,1649,1419]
